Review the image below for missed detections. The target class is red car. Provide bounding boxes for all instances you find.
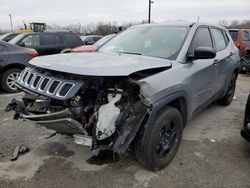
[229,29,250,57]
[72,34,116,53]
[229,29,250,73]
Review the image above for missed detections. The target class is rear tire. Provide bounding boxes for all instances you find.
[1,68,21,93]
[133,106,183,171]
[218,74,236,106]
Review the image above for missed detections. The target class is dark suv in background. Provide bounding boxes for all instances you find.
[229,29,250,73]
[9,31,83,56]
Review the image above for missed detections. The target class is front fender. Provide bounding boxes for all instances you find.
[140,91,189,144]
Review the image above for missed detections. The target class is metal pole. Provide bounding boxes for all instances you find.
[9,14,13,32]
[148,0,154,23]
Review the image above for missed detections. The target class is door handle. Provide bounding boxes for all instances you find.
[213,59,219,65]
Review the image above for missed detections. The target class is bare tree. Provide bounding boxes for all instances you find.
[218,19,228,27]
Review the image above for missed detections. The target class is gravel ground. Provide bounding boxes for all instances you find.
[0,74,249,188]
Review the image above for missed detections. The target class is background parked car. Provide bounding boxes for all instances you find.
[0,32,20,42]
[241,93,250,141]
[72,34,116,52]
[80,35,102,45]
[0,41,38,92]
[8,31,83,56]
[229,29,250,73]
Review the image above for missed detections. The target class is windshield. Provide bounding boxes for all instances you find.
[95,34,116,46]
[9,33,26,44]
[99,26,189,60]
[80,36,88,42]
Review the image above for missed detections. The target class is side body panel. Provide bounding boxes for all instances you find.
[137,23,240,120]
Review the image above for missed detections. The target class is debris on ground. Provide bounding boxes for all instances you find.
[210,139,216,143]
[44,131,56,139]
[10,145,30,161]
[195,152,204,159]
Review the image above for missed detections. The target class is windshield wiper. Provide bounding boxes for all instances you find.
[118,51,142,56]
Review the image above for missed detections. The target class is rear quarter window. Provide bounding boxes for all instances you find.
[63,33,81,45]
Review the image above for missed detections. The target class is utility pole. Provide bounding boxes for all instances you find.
[9,14,13,32]
[148,0,154,23]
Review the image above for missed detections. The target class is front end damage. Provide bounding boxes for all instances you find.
[6,67,150,155]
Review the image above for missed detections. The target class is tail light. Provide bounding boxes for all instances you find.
[236,43,241,50]
[27,50,38,57]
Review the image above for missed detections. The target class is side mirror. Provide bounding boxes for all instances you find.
[188,47,216,60]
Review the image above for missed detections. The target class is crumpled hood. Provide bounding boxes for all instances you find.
[29,52,172,76]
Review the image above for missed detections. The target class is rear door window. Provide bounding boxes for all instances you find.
[189,27,213,54]
[211,28,227,51]
[41,34,56,45]
[223,31,230,44]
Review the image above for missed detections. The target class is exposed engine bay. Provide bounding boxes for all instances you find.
[6,67,149,155]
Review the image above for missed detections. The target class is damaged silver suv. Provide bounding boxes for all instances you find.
[6,22,240,170]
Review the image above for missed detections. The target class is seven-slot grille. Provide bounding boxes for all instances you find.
[16,67,82,100]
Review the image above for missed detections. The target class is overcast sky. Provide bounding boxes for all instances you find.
[0,0,249,30]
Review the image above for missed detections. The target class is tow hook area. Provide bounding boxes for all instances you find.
[5,99,29,119]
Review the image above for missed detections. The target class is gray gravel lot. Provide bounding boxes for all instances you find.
[0,74,249,188]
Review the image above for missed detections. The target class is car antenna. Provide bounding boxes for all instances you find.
[197,16,200,22]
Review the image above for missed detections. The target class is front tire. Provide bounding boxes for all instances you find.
[218,74,236,106]
[1,68,21,93]
[133,106,183,170]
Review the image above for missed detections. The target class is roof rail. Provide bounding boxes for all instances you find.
[43,30,73,33]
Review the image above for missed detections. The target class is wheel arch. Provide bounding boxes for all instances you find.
[0,63,26,75]
[137,91,189,145]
